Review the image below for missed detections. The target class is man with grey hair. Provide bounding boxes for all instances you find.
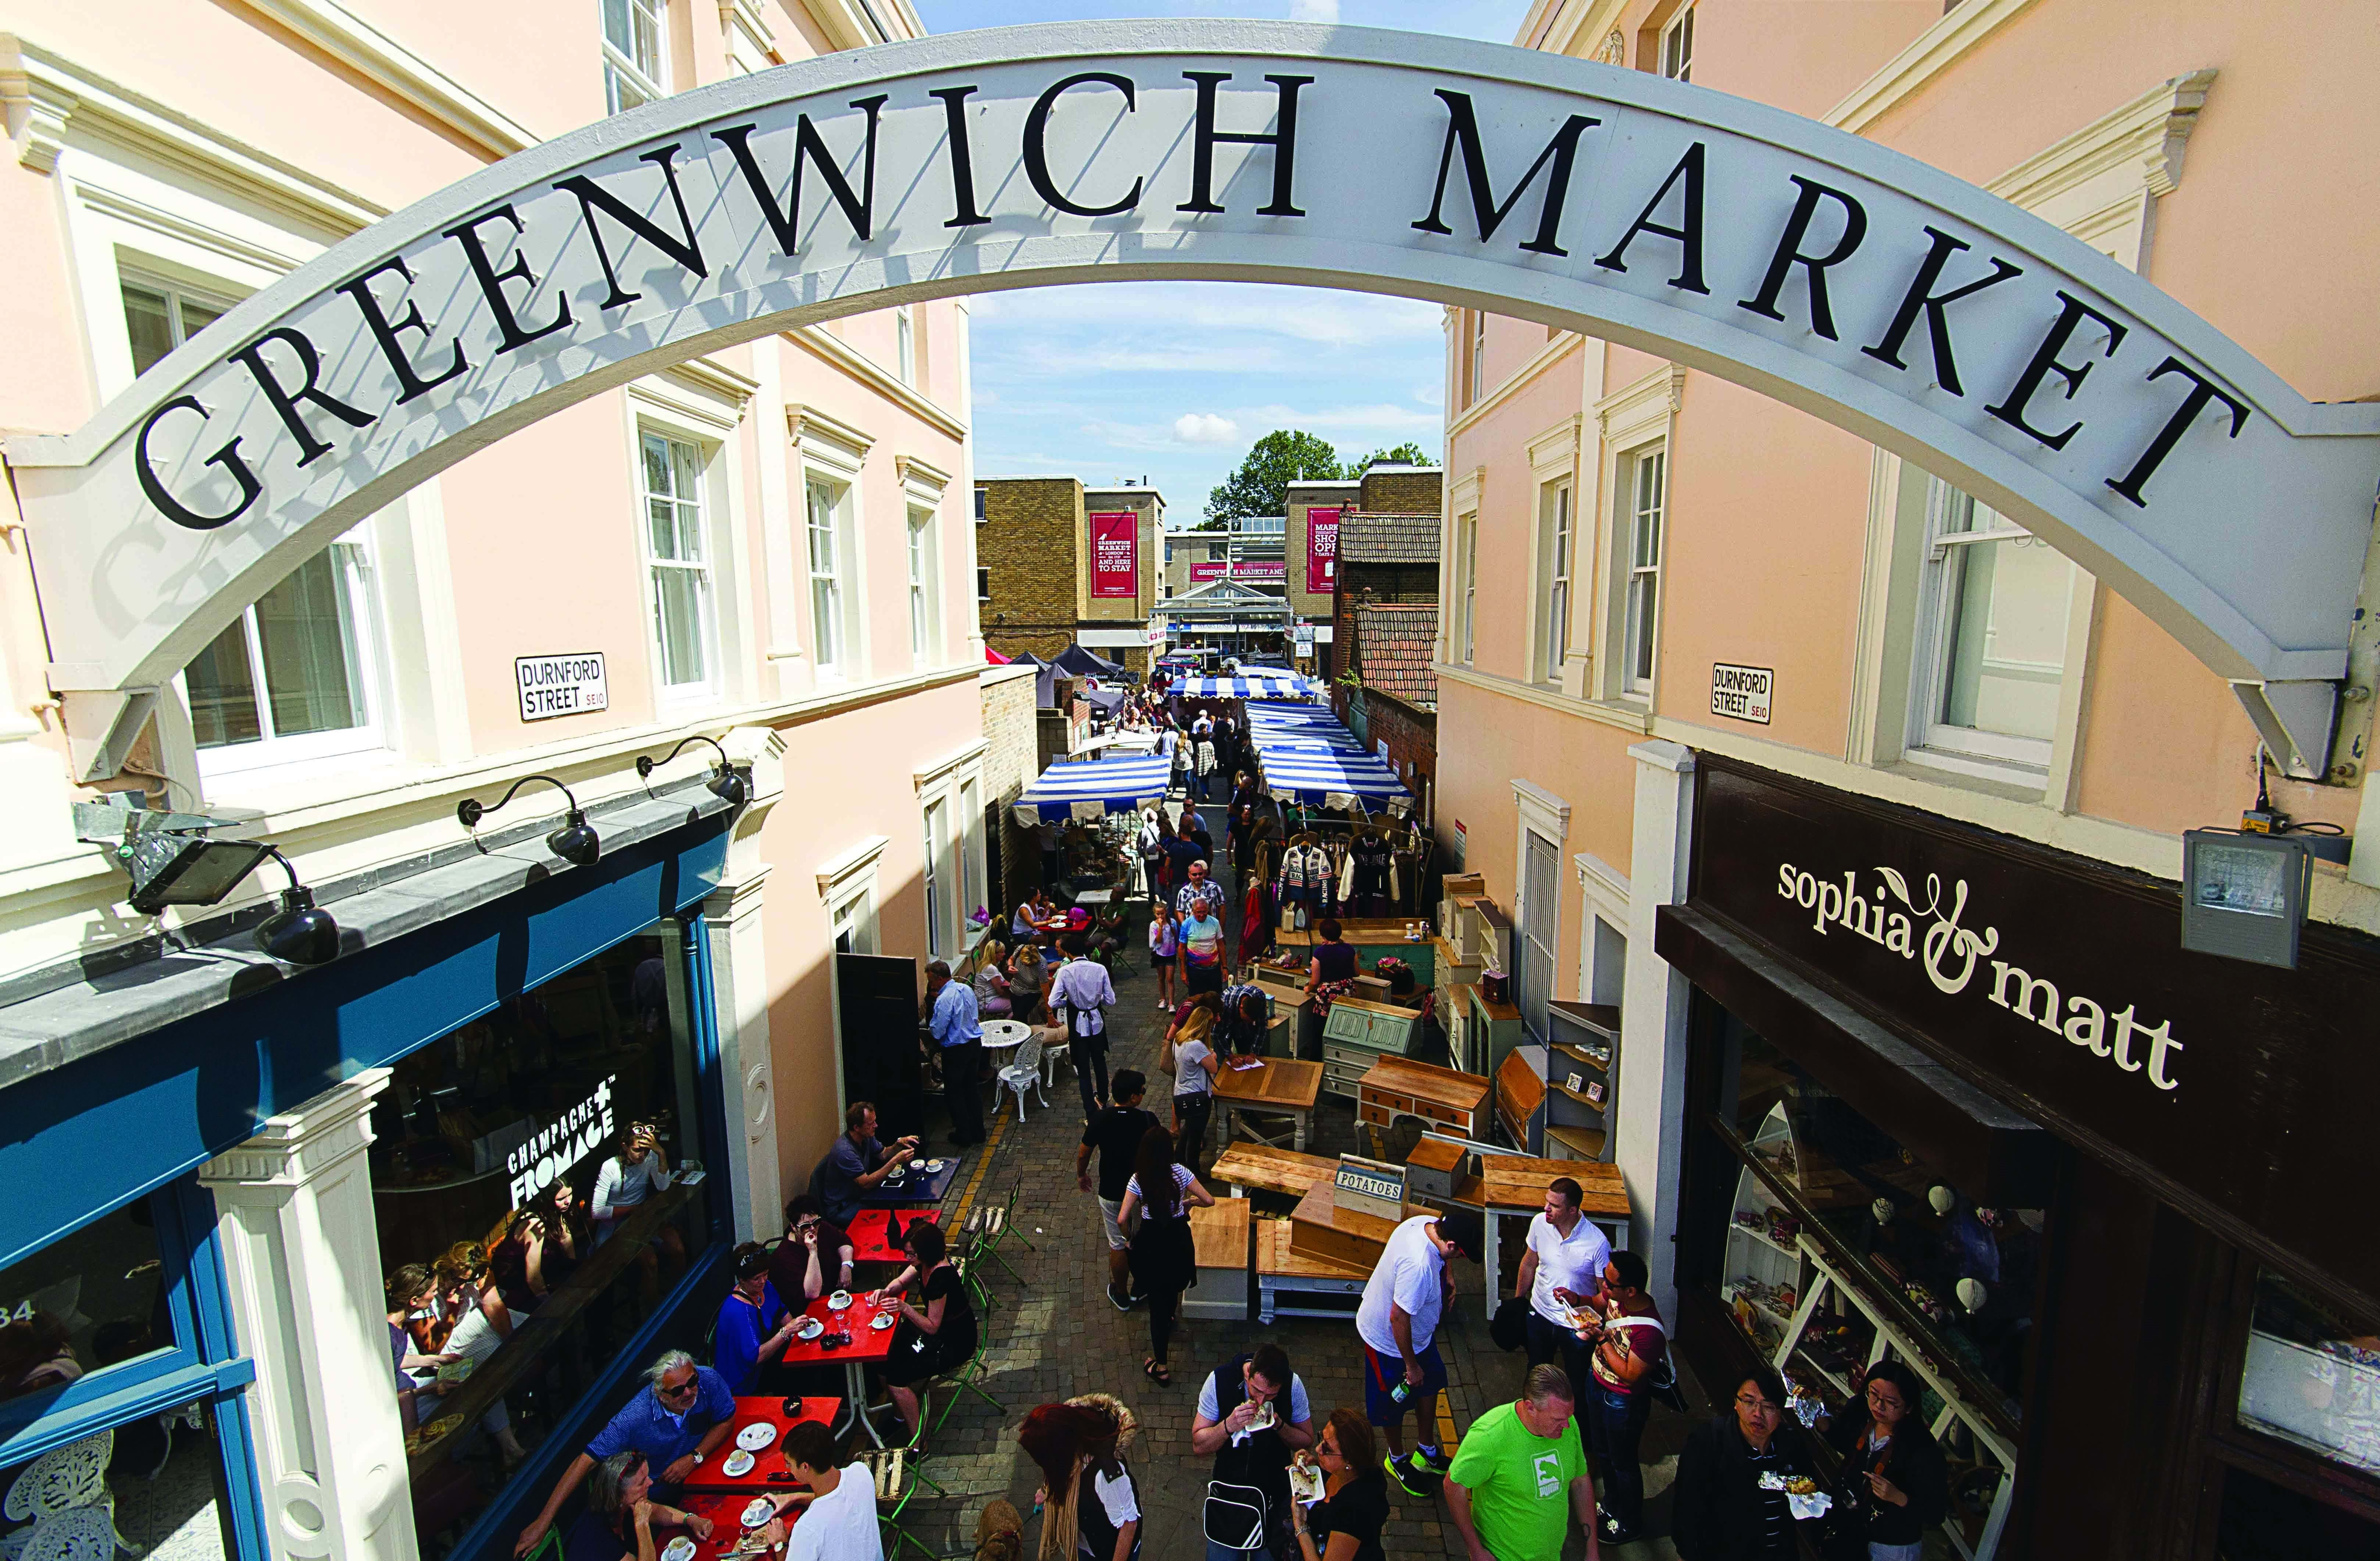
[927,957,986,1147]
[1446,1365,1600,1561]
[513,1349,733,1556]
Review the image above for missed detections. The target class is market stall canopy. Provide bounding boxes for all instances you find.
[1177,674,1315,699]
[1013,749,1177,824]
[1055,644,1126,680]
[1257,747,1412,813]
[984,645,1012,665]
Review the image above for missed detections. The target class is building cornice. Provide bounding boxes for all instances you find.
[1446,331,1584,443]
[1435,660,1654,735]
[233,0,540,159]
[1823,0,2041,135]
[0,35,386,231]
[896,453,955,492]
[787,402,877,456]
[1988,68,2217,210]
[789,326,968,441]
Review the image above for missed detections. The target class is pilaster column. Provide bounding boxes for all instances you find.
[1618,739,1697,1316]
[713,725,788,1240]
[199,1069,415,1561]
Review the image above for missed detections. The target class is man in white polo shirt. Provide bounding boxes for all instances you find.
[1516,1175,1612,1405]
[1355,1208,1484,1496]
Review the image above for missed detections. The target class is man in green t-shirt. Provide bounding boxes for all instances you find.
[1446,1365,1601,1561]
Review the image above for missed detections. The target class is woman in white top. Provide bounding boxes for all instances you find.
[414,1258,529,1464]
[1117,1124,1214,1386]
[592,1122,686,1299]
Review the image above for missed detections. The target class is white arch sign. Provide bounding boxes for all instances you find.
[11,21,2376,778]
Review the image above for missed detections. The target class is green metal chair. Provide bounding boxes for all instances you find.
[966,1179,1034,1292]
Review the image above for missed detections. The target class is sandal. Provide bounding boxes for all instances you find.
[1143,1358,1172,1386]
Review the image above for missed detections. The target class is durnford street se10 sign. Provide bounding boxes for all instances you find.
[13,22,2376,784]
[1710,662,1773,724]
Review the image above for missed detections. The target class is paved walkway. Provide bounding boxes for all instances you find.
[893,807,1703,1559]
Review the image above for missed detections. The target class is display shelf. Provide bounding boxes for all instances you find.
[1551,1081,1605,1109]
[1728,1216,1800,1258]
[1543,1122,1606,1159]
[1552,1041,1608,1074]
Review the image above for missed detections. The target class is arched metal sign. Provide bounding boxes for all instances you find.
[11,21,2376,777]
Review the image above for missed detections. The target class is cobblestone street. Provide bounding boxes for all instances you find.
[889,813,1705,1560]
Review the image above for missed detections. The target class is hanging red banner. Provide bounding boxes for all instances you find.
[1305,507,1342,594]
[1089,512,1138,598]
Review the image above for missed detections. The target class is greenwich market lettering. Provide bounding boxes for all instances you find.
[507,1074,617,1209]
[130,73,2259,538]
[1777,861,2184,1092]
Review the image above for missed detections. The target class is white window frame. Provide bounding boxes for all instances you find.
[1903,479,2077,781]
[914,743,988,967]
[923,797,948,961]
[1573,849,1631,1012]
[1660,3,1695,82]
[794,413,871,680]
[602,0,668,113]
[895,306,917,387]
[637,427,719,701]
[806,477,850,676]
[1468,310,1487,406]
[628,372,752,710]
[1535,480,1574,687]
[958,775,982,930]
[1619,445,1666,700]
[907,505,941,663]
[1455,513,1480,664]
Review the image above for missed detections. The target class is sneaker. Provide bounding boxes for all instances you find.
[1415,1446,1454,1474]
[1384,1453,1440,1498]
[1107,1284,1136,1312]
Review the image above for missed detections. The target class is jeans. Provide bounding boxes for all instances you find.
[1073,1034,1110,1120]
[1868,1545,1924,1561]
[1524,1310,1596,1409]
[942,1040,984,1144]
[1174,1091,1213,1165]
[1584,1383,1653,1537]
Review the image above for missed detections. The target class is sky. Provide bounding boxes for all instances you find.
[910,0,1534,517]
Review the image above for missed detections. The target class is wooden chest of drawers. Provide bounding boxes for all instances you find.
[1356,1055,1490,1140]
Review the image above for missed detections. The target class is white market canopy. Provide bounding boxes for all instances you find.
[1177,674,1316,699]
[1013,748,1176,824]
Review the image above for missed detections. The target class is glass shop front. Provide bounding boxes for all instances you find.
[1659,756,2380,1561]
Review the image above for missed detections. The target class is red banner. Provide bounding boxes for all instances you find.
[1305,507,1341,594]
[1089,512,1138,598]
[1188,560,1287,583]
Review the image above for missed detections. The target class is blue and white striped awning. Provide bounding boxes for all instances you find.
[1012,749,1176,824]
[1259,749,1412,813]
[1175,674,1315,699]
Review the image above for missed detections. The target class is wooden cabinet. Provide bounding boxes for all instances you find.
[1356,1055,1490,1140]
[1542,1001,1619,1161]
[1495,1044,1548,1153]
[1320,995,1423,1099]
[1458,983,1524,1081]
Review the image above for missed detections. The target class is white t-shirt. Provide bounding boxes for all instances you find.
[789,1464,884,1561]
[1525,1211,1613,1325]
[1173,1036,1214,1097]
[1081,1466,1140,1557]
[1356,1216,1448,1357]
[1197,1368,1313,1429]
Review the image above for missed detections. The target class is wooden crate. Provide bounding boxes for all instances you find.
[1288,1181,1395,1271]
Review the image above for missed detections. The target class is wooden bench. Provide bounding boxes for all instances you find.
[1210,1143,1337,1201]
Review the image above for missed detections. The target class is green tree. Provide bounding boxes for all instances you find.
[1342,442,1431,476]
[1204,429,1343,524]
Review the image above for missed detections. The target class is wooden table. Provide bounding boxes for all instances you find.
[1210,1057,1323,1151]
[863,1155,960,1207]
[1185,1198,1252,1321]
[776,1293,899,1445]
[682,1398,842,1495]
[1211,1143,1338,1201]
[1356,1055,1491,1139]
[1257,1217,1370,1325]
[1450,1155,1631,1311]
[845,1209,939,1265]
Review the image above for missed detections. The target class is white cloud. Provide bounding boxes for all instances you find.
[1289,0,1340,21]
[1174,413,1241,445]
[1414,385,1444,409]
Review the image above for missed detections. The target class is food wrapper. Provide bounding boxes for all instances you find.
[1788,1490,1833,1521]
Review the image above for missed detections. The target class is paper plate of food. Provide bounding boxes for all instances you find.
[435,1356,477,1387]
[661,1536,698,1561]
[1248,1400,1277,1432]
[721,1450,757,1478]
[741,1497,779,1529]
[737,1421,779,1451]
[1287,1453,1325,1504]
[795,1316,826,1341]
[828,1289,854,1311]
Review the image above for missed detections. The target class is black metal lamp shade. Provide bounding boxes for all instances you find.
[635,735,747,810]
[256,884,341,965]
[456,775,601,867]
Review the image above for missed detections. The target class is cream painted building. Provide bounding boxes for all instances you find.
[1438,1,2380,1554]
[0,4,995,1558]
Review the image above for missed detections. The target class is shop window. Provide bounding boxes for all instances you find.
[640,430,716,698]
[1,1202,171,1414]
[182,536,385,775]
[2237,1269,2380,1477]
[0,1400,242,1560]
[600,0,666,113]
[1907,479,2077,778]
[923,799,948,960]
[1704,1011,2038,1558]
[368,929,716,1557]
[2215,1465,2380,1560]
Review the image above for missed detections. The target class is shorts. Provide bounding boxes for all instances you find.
[1098,1196,1134,1251]
[1151,950,1173,970]
[1362,1340,1448,1426]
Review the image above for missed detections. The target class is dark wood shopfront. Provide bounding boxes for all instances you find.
[1656,756,2380,1561]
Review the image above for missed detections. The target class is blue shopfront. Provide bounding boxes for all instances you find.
[0,783,745,1561]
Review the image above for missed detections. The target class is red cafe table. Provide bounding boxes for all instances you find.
[681,1397,841,1496]
[775,1291,899,1446]
[675,1490,796,1560]
[845,1209,940,1265]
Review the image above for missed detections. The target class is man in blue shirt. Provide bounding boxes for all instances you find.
[514,1350,733,1555]
[927,958,986,1147]
[810,1101,917,1224]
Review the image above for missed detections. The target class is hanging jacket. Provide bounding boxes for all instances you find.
[1281,845,1330,894]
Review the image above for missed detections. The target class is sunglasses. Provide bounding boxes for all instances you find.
[658,1378,700,1400]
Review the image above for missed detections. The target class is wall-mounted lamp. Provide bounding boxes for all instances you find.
[457,775,600,866]
[254,847,342,965]
[635,735,747,808]
[2182,828,2311,969]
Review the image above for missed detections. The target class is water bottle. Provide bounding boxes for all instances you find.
[1389,1378,1412,1405]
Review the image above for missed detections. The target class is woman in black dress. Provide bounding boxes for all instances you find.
[875,1220,977,1446]
[1289,1408,1390,1561]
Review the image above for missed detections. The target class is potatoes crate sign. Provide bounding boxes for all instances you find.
[516,652,609,721]
[1710,663,1774,725]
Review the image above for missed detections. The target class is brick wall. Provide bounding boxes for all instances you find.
[980,664,1041,913]
[1358,468,1444,515]
[1350,688,1439,828]
[978,477,1082,660]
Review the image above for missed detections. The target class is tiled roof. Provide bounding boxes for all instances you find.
[1355,603,1439,711]
[1339,510,1440,564]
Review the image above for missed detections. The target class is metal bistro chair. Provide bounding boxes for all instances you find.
[993,1032,1047,1121]
[965,1178,1035,1292]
